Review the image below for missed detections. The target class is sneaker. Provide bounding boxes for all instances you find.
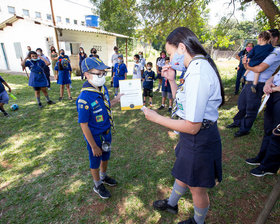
[251,85,257,93]
[93,183,111,199]
[158,105,165,110]
[234,130,249,137]
[102,176,117,186]
[59,97,63,101]
[226,123,239,129]
[3,112,9,117]
[245,157,261,166]
[168,107,172,112]
[153,199,178,214]
[149,102,153,107]
[38,103,43,109]
[47,100,56,105]
[178,217,205,224]
[250,167,276,177]
[68,97,73,100]
[155,88,160,92]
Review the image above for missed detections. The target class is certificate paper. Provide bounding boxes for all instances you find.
[258,94,270,114]
[119,79,143,110]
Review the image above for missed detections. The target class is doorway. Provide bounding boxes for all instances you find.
[1,43,10,70]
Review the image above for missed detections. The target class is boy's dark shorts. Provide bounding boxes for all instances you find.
[143,88,153,97]
[33,87,42,91]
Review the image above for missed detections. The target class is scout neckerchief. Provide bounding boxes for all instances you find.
[171,56,208,119]
[81,86,115,131]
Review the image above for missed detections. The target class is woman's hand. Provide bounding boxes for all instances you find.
[263,82,275,94]
[161,65,176,81]
[143,107,160,123]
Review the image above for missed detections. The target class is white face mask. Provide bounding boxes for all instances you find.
[147,67,151,70]
[88,75,106,87]
[134,60,138,63]
[118,59,123,64]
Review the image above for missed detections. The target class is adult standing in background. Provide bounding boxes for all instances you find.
[227,29,280,137]
[111,46,120,87]
[89,48,99,58]
[143,27,224,224]
[50,46,58,76]
[139,51,146,69]
[36,48,51,90]
[245,73,280,176]
[234,42,254,95]
[156,51,166,92]
[79,47,87,80]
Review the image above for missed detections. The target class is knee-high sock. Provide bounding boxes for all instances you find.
[167,180,188,207]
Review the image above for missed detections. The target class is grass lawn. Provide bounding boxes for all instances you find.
[0,61,279,224]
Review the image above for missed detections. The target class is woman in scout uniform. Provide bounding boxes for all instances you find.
[76,57,121,199]
[143,27,225,224]
[54,58,72,101]
[21,51,55,108]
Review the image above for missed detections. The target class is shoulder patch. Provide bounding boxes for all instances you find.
[78,99,87,104]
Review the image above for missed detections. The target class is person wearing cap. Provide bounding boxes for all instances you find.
[76,57,121,199]
[113,54,128,97]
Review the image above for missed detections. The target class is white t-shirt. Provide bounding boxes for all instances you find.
[111,53,119,67]
[133,62,143,79]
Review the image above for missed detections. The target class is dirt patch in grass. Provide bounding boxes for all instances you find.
[0,160,13,169]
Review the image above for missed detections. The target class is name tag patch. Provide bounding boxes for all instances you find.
[93,109,102,114]
[91,100,98,107]
[96,115,104,122]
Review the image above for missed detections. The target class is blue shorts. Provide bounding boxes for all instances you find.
[113,76,125,88]
[0,91,9,104]
[86,132,112,169]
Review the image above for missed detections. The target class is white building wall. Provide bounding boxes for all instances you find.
[58,30,116,67]
[0,0,95,26]
[0,19,56,72]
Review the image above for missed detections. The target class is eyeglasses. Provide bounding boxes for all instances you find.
[88,72,107,78]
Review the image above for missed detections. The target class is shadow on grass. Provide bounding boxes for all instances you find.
[0,73,279,224]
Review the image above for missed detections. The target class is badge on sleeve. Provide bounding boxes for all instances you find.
[91,100,98,107]
[85,105,89,110]
[96,115,104,122]
[78,99,87,104]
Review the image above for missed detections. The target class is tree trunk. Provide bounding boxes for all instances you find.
[254,0,280,27]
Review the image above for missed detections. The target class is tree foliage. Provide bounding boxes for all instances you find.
[90,0,139,53]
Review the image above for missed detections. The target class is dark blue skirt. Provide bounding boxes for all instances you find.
[172,123,222,188]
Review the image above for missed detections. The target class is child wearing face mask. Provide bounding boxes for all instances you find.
[79,47,87,80]
[55,59,72,101]
[133,54,144,79]
[142,62,156,106]
[21,51,55,108]
[243,31,274,93]
[113,54,127,97]
[89,48,99,58]
[76,57,121,200]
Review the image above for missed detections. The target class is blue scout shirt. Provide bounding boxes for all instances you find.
[58,55,70,61]
[0,76,6,93]
[25,59,49,87]
[76,81,111,136]
[142,70,156,89]
[247,47,280,82]
[247,44,274,67]
[175,56,222,122]
[113,63,128,77]
[54,62,72,85]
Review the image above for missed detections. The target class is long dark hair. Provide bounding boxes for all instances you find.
[166,27,225,106]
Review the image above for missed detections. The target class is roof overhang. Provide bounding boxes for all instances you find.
[0,15,129,39]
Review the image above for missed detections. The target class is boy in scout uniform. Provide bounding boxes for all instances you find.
[76,57,121,199]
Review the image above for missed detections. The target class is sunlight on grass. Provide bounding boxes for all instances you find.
[65,180,85,195]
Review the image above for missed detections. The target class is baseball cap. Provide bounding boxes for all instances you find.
[81,57,110,73]
[118,54,123,59]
